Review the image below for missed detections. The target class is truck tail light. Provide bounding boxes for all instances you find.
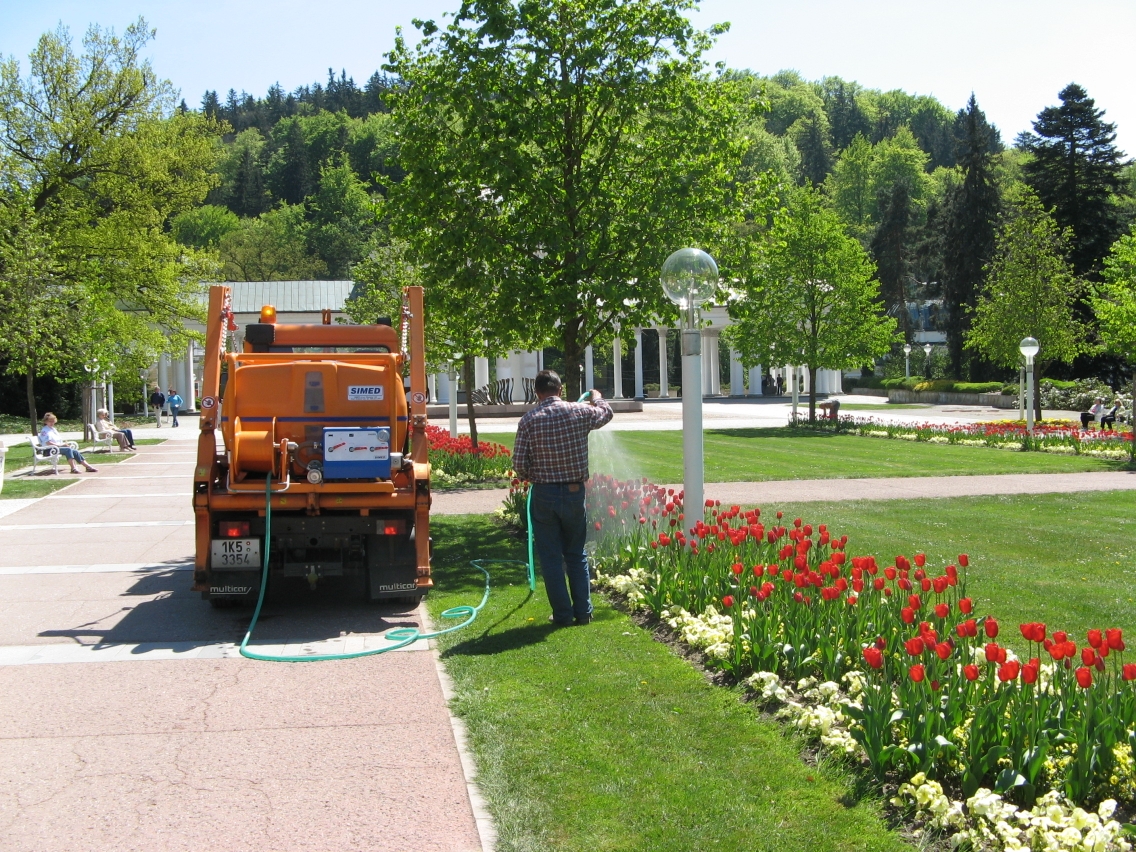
[219,521,250,538]
[380,520,406,536]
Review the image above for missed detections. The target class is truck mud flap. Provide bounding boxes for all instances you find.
[367,531,420,601]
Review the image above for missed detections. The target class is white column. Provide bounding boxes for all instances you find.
[157,354,169,398]
[474,357,490,389]
[633,328,644,399]
[107,381,115,417]
[437,371,451,403]
[448,366,459,437]
[612,334,623,399]
[428,373,437,403]
[803,367,811,394]
[185,342,197,410]
[701,329,721,396]
[656,328,669,398]
[729,347,744,396]
[749,365,762,396]
[681,327,703,524]
[585,345,594,391]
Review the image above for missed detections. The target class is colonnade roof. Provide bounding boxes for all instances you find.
[207,280,354,314]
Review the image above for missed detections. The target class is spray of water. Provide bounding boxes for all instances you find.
[586,429,649,552]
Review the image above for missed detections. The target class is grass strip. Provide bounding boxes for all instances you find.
[482,428,1129,483]
[761,490,1136,655]
[428,515,907,852]
[0,478,76,499]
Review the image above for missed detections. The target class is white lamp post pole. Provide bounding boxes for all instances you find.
[1019,337,1039,435]
[662,249,718,527]
[448,362,459,438]
[903,344,911,379]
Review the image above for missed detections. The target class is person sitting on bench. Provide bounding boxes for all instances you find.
[1080,398,1104,429]
[96,409,136,451]
[39,412,98,474]
[1101,404,1119,431]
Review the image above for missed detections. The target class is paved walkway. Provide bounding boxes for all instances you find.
[0,430,490,852]
[432,471,1136,514]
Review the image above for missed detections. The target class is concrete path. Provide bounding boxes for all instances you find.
[0,432,490,852]
[433,471,1136,514]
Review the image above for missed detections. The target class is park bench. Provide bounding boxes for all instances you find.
[29,435,77,474]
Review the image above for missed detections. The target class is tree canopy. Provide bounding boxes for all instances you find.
[385,0,750,399]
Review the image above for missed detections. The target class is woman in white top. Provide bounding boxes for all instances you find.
[95,408,135,451]
[38,412,98,473]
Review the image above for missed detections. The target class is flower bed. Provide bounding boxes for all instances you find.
[585,474,1135,850]
[425,424,513,486]
[842,416,1134,460]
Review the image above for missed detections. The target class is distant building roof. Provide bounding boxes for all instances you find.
[221,280,354,314]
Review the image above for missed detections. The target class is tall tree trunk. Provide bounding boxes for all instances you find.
[562,319,583,401]
[462,355,478,449]
[25,370,37,434]
[808,365,817,423]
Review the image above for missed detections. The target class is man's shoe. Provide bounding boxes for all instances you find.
[575,615,592,625]
[547,614,573,627]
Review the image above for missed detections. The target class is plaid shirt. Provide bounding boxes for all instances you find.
[513,395,613,483]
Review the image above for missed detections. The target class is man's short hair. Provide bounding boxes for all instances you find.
[534,370,562,395]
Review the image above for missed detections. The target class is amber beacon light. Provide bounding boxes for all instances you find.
[259,305,278,324]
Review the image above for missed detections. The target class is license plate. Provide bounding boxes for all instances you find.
[211,538,261,570]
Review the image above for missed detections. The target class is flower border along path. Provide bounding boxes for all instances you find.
[586,475,1135,852]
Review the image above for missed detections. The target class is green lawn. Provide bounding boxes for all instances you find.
[0,478,76,499]
[428,516,907,852]
[482,428,1130,483]
[837,403,932,411]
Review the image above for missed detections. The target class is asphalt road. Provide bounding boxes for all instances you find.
[0,435,488,852]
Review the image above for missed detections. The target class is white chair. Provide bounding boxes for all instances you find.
[92,429,115,452]
[29,435,77,474]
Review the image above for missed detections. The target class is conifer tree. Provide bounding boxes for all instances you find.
[1019,83,1126,276]
[941,95,1001,378]
[871,181,912,339]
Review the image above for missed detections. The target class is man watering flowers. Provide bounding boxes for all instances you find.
[513,370,613,626]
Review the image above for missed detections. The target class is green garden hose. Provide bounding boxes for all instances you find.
[238,473,535,662]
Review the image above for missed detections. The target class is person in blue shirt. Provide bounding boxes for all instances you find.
[167,388,184,427]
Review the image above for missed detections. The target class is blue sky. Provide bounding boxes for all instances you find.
[1,0,1132,155]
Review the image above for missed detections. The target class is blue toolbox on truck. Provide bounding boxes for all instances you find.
[322,427,391,479]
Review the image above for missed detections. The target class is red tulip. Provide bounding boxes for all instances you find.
[1075,667,1093,688]
[1022,663,1039,685]
[1053,631,1067,643]
[1123,663,1136,681]
[958,554,969,567]
[935,642,952,661]
[914,553,926,568]
[749,586,759,597]
[959,598,973,614]
[721,595,734,608]
[963,664,980,681]
[934,603,949,619]
[874,636,887,649]
[909,664,925,683]
[1088,629,1103,649]
[985,642,1001,662]
[884,567,897,581]
[1106,628,1125,651]
[908,594,922,609]
[1082,647,1096,666]
[984,617,999,639]
[998,660,1021,682]
[901,607,915,624]
[905,637,925,656]
[863,647,884,669]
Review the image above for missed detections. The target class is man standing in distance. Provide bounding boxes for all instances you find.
[513,370,613,626]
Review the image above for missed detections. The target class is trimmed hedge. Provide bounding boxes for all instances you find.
[878,377,1011,395]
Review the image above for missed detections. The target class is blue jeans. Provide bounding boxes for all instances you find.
[529,483,592,624]
[58,446,86,464]
[170,407,179,426]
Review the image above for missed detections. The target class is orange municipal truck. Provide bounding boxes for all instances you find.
[191,285,432,607]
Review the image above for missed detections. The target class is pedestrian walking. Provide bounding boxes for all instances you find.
[149,387,166,428]
[167,388,183,427]
[512,370,613,626]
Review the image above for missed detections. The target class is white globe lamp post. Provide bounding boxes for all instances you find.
[1019,337,1039,434]
[661,248,718,525]
[923,343,932,379]
[903,343,911,379]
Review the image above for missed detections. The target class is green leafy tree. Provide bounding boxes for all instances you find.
[305,155,377,278]
[1019,83,1127,277]
[219,204,328,281]
[724,185,898,421]
[1090,225,1136,453]
[171,204,240,249]
[869,126,930,217]
[827,133,874,231]
[0,19,221,429]
[385,0,750,400]
[941,95,1001,378]
[966,188,1084,420]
